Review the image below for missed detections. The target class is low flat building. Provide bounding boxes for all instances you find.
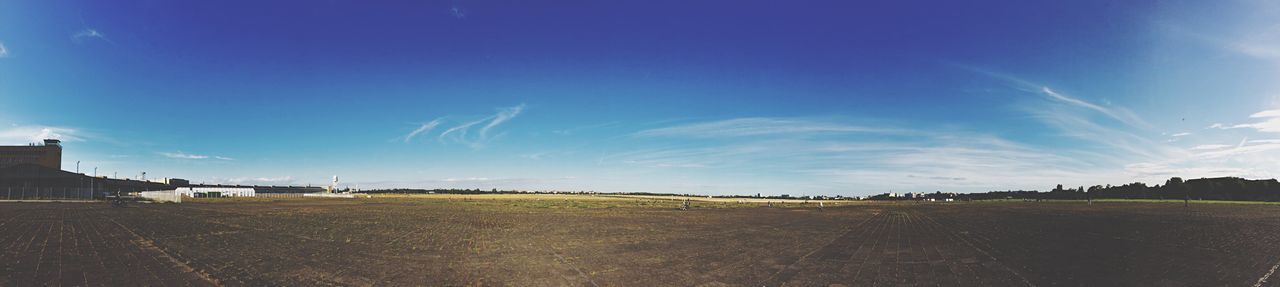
[175,187,255,197]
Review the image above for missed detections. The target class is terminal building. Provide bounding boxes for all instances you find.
[0,139,63,170]
[1,139,325,199]
[0,139,172,197]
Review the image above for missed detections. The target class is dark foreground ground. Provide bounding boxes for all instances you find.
[3,198,1280,286]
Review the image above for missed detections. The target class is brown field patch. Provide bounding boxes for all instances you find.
[3,199,1280,286]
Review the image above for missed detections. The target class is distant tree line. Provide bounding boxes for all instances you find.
[364,188,625,195]
[364,188,529,194]
[363,177,1280,202]
[358,189,851,200]
[946,177,1280,202]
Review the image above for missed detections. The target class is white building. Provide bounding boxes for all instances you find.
[139,190,182,203]
[175,187,255,198]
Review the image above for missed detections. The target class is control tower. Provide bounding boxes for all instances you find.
[0,139,63,170]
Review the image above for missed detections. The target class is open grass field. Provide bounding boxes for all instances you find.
[4,196,1280,286]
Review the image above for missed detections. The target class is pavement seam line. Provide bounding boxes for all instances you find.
[108,218,220,286]
[1255,257,1280,287]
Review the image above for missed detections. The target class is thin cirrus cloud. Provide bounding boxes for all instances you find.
[1038,87,1151,130]
[1154,11,1280,65]
[479,105,524,140]
[632,117,898,138]
[1122,108,1280,180]
[0,42,8,58]
[969,67,1176,163]
[959,65,1151,129]
[1191,144,1233,150]
[401,118,443,143]
[553,122,620,135]
[608,114,1111,193]
[400,104,526,148]
[0,125,86,144]
[1209,109,1280,132]
[71,28,112,44]
[600,68,1270,193]
[450,5,467,19]
[158,151,233,160]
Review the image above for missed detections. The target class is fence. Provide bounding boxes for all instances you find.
[303,193,359,198]
[1,186,101,201]
[255,193,308,199]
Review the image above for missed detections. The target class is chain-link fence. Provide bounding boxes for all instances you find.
[255,193,307,199]
[1,186,101,200]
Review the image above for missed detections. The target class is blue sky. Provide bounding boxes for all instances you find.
[1,0,1278,195]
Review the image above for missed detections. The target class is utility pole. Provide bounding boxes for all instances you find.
[94,167,98,177]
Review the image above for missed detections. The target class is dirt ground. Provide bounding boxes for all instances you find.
[3,197,1280,286]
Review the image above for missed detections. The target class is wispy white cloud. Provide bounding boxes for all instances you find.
[479,104,525,141]
[1226,23,1280,62]
[1207,109,1280,132]
[633,117,897,138]
[553,121,620,135]
[407,104,525,148]
[158,151,208,159]
[0,125,86,144]
[437,117,487,144]
[1155,8,1280,66]
[960,66,1280,187]
[401,118,443,143]
[444,177,490,182]
[606,67,1271,193]
[521,151,553,160]
[1192,141,1280,160]
[1208,123,1249,130]
[1191,144,1233,150]
[606,114,1116,193]
[961,65,1151,129]
[1039,87,1151,129]
[450,5,467,19]
[158,151,233,160]
[1248,139,1280,144]
[71,28,112,44]
[0,42,8,58]
[1025,98,1179,161]
[1127,109,1280,181]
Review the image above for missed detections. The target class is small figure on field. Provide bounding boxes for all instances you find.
[680,199,690,210]
[818,202,824,212]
